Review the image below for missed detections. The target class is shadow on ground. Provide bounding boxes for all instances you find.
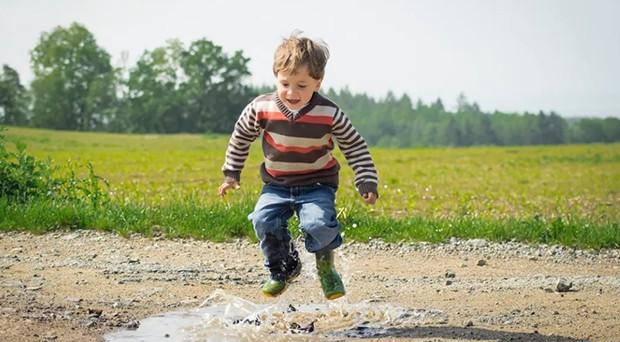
[338,325,587,342]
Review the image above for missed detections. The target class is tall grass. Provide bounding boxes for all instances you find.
[1,197,618,249]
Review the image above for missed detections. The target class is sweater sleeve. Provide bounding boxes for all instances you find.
[331,109,379,196]
[221,100,261,182]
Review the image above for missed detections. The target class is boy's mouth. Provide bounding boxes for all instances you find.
[287,99,301,105]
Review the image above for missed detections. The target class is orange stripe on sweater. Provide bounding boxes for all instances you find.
[256,111,288,121]
[295,115,333,125]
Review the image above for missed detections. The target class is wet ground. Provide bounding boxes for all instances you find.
[105,290,449,342]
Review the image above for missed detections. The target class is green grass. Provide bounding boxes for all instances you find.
[0,197,256,241]
[2,126,619,249]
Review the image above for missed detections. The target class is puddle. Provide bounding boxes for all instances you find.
[104,290,447,342]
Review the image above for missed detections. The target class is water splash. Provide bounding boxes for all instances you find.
[104,289,447,342]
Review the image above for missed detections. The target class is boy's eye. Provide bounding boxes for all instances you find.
[298,85,307,89]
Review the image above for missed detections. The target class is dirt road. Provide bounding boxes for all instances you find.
[1,230,619,342]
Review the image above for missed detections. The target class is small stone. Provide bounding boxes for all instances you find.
[290,321,315,333]
[476,259,487,266]
[124,320,140,330]
[469,239,488,248]
[464,320,474,327]
[556,279,573,293]
[445,271,456,278]
[87,308,103,317]
[0,307,17,314]
[164,333,170,338]
[445,280,453,286]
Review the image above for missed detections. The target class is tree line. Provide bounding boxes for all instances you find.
[324,90,620,147]
[1,22,619,147]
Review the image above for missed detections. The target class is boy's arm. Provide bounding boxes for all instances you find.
[331,109,379,198]
[221,100,261,184]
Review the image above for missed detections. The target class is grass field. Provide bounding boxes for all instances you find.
[2,126,619,248]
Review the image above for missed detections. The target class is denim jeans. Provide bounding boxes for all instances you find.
[248,183,342,269]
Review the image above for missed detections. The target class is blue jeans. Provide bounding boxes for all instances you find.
[249,183,342,269]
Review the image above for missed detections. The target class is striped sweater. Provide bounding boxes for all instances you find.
[222,92,379,196]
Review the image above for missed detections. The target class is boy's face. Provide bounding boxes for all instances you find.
[276,65,322,111]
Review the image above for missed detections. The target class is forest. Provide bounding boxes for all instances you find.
[1,22,619,147]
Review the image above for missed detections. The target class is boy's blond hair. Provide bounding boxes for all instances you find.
[273,33,329,80]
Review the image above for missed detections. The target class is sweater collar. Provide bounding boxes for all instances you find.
[275,92,319,121]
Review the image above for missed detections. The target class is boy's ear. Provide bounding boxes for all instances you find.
[315,77,323,91]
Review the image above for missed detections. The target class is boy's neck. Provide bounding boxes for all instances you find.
[275,92,318,117]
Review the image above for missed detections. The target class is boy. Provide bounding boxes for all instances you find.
[219,34,378,300]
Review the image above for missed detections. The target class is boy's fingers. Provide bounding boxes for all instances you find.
[218,183,230,197]
[363,192,377,204]
[218,182,240,197]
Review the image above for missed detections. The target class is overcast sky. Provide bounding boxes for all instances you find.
[1,0,619,117]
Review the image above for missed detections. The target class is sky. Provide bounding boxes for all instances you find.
[1,0,619,118]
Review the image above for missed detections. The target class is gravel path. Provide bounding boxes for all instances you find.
[1,230,619,341]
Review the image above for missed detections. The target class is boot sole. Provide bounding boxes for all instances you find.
[325,291,345,300]
[261,282,288,297]
[262,263,301,298]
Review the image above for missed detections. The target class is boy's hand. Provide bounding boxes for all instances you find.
[218,180,240,198]
[362,192,377,205]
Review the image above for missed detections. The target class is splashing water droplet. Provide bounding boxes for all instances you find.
[104,289,447,342]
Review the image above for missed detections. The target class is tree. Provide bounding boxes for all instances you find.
[601,118,620,142]
[430,98,445,112]
[573,118,606,143]
[122,38,253,133]
[123,39,186,133]
[0,65,29,125]
[179,38,252,133]
[538,111,566,144]
[30,22,116,130]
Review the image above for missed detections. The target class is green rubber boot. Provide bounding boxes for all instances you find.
[261,275,287,297]
[261,246,302,297]
[316,250,345,300]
